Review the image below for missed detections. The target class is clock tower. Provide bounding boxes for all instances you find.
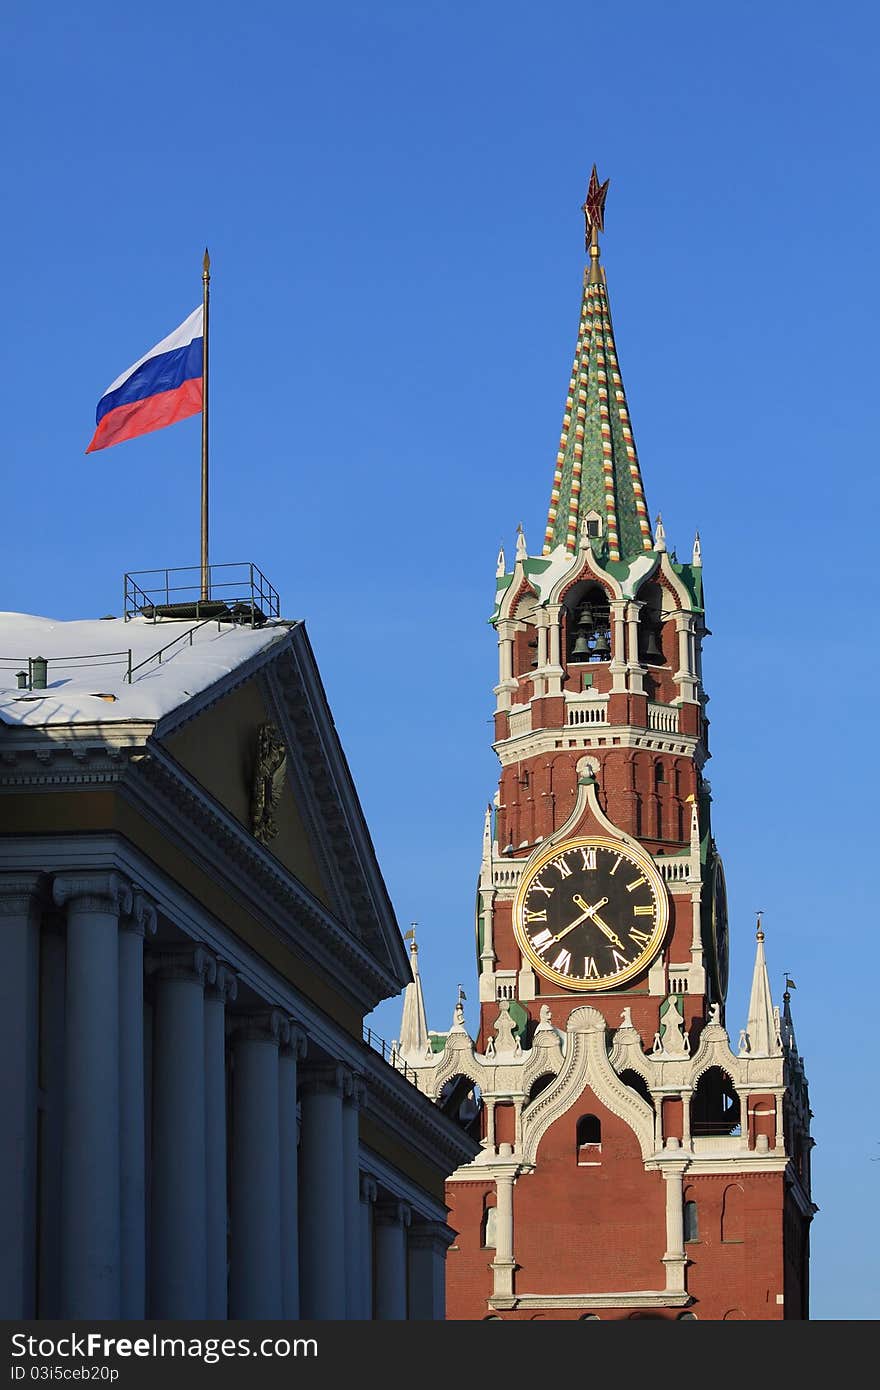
[394,170,815,1319]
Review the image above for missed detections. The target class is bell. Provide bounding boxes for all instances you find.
[577,606,594,630]
[643,626,664,662]
[571,631,592,660]
[592,630,610,657]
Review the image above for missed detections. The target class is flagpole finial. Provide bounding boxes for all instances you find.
[203,248,211,278]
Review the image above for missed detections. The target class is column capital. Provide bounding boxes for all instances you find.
[407,1219,456,1254]
[299,1061,352,1098]
[359,1175,378,1205]
[0,871,47,915]
[206,962,239,1004]
[229,1008,286,1046]
[121,889,158,938]
[280,1020,308,1059]
[53,870,133,917]
[375,1199,412,1229]
[345,1073,367,1109]
[146,943,216,987]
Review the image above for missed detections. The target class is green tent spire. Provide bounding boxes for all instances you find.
[542,169,654,562]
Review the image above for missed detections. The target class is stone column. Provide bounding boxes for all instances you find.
[490,1153,517,1302]
[680,1089,692,1151]
[148,945,214,1318]
[342,1076,366,1318]
[279,1023,307,1319]
[298,1063,348,1318]
[609,599,628,691]
[229,1011,284,1318]
[661,1157,688,1293]
[374,1200,411,1320]
[625,601,645,693]
[118,890,156,1319]
[0,873,44,1317]
[407,1220,454,1320]
[53,872,132,1319]
[204,964,237,1320]
[358,1176,377,1320]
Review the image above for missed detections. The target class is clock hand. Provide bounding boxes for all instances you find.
[550,907,595,943]
[590,910,625,951]
[571,894,609,917]
[551,895,613,945]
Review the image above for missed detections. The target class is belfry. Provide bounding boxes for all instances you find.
[397,170,815,1320]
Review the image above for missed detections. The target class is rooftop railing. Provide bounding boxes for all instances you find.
[124,561,280,627]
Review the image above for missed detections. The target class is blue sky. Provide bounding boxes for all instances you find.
[4,1,878,1319]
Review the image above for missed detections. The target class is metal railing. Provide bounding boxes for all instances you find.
[124,561,280,626]
[363,1026,418,1084]
[3,620,229,691]
[1,650,134,687]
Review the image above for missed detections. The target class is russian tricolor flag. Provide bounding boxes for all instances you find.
[86,306,204,453]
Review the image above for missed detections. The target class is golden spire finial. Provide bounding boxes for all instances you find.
[203,247,211,278]
[582,165,610,282]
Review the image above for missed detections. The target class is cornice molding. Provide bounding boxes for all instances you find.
[122,741,400,1013]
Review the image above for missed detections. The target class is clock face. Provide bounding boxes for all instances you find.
[513,837,668,991]
[709,855,729,1002]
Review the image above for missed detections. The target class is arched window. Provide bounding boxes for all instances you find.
[481,1192,497,1249]
[721,1183,745,1242]
[678,1311,698,1320]
[691,1067,741,1136]
[683,1200,699,1244]
[576,1113,602,1164]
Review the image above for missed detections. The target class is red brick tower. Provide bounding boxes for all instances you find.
[399,170,814,1320]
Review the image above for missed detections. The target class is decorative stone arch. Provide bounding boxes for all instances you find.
[549,546,624,608]
[497,569,540,622]
[521,1006,654,1164]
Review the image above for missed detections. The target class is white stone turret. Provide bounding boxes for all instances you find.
[739,914,782,1058]
[395,928,429,1067]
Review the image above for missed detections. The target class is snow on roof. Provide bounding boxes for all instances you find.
[0,612,291,729]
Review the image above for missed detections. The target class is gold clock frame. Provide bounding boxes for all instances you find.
[512,835,670,992]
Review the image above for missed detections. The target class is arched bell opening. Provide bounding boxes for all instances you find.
[437,1075,483,1141]
[637,583,667,667]
[691,1067,741,1137]
[564,582,612,665]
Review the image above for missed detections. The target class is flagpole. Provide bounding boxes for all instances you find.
[200,248,210,601]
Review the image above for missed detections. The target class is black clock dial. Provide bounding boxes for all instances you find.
[513,837,668,991]
[709,854,729,1002]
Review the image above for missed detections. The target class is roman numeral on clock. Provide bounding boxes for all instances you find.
[632,904,654,916]
[525,908,548,923]
[583,956,599,978]
[610,949,629,971]
[551,949,572,975]
[580,847,597,870]
[531,929,553,952]
[626,876,647,892]
[550,856,573,879]
[530,879,554,898]
[629,928,652,945]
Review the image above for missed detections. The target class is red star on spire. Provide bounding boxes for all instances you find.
[582,165,610,235]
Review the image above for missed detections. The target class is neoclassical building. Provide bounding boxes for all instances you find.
[0,603,477,1319]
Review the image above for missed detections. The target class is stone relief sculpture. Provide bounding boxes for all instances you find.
[250,722,287,845]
